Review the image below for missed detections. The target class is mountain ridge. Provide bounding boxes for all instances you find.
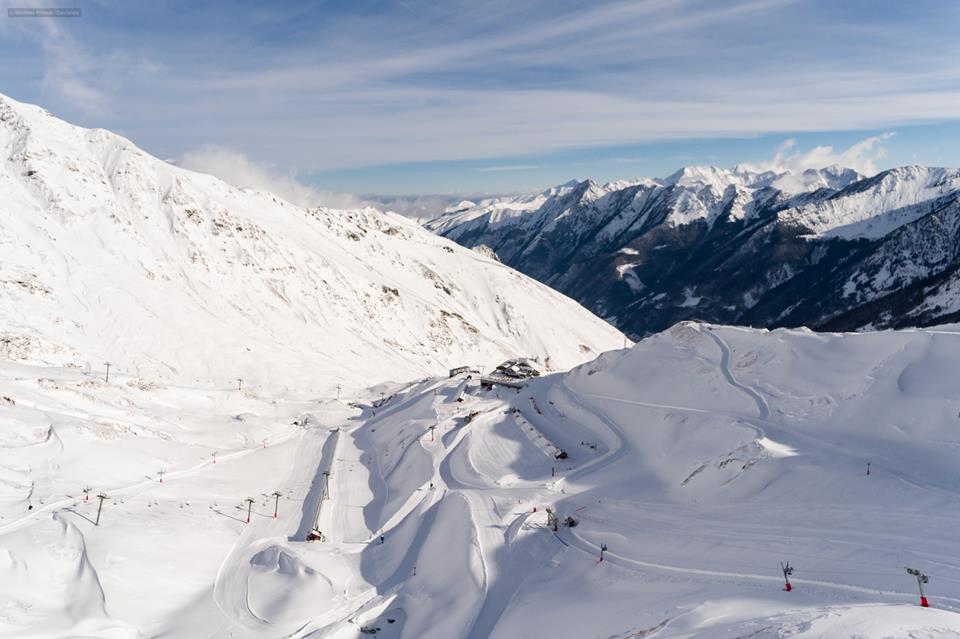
[0,93,625,391]
[426,163,960,337]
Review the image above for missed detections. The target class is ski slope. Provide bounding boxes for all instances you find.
[4,322,960,637]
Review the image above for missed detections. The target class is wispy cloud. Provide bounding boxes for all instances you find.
[3,0,959,186]
[476,164,542,172]
[7,1,105,113]
[2,0,164,116]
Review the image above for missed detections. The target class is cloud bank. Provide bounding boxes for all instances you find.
[745,133,896,177]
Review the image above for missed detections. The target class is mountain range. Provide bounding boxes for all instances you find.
[426,164,960,338]
[4,93,960,639]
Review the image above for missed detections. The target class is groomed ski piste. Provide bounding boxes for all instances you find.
[4,321,960,638]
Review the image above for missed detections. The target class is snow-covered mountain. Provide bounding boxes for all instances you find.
[0,93,623,392]
[426,164,960,337]
[6,92,960,639]
[6,321,960,637]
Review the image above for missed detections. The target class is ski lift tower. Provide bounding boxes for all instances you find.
[546,507,559,532]
[781,561,794,591]
[906,567,930,607]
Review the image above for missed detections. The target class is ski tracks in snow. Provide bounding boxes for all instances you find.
[0,424,302,538]
[212,425,339,631]
[560,524,960,609]
[701,325,770,421]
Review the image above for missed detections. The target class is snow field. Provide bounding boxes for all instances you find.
[6,321,960,637]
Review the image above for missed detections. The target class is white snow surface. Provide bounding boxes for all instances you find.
[4,321,960,637]
[0,93,623,393]
[780,165,960,239]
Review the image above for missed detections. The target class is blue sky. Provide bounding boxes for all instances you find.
[2,0,960,200]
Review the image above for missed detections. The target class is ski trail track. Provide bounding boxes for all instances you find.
[461,507,559,639]
[555,376,631,487]
[212,426,335,631]
[701,325,770,420]
[121,334,960,639]
[327,431,373,545]
[559,524,960,611]
[0,424,302,537]
[436,399,561,639]
[353,379,565,639]
[291,428,342,541]
[698,326,960,504]
[564,331,880,474]
[550,326,960,623]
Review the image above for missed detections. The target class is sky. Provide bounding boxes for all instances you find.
[1,0,960,205]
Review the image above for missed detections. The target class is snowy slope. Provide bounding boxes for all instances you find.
[5,322,960,638]
[781,165,960,239]
[426,164,960,338]
[0,93,623,393]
